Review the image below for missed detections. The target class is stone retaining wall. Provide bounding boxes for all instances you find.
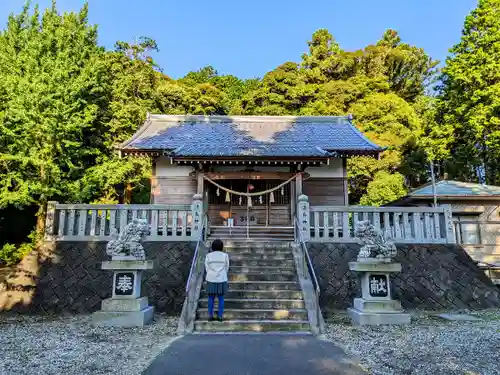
[0,241,194,314]
[2,241,499,315]
[308,243,500,311]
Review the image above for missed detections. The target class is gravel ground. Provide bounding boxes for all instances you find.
[0,313,180,375]
[2,310,500,375]
[321,309,500,375]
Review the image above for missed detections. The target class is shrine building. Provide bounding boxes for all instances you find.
[118,114,383,234]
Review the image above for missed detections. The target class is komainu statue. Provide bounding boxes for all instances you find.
[106,218,150,260]
[354,220,397,262]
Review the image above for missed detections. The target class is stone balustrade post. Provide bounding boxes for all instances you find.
[297,194,310,242]
[191,194,204,240]
[442,204,456,244]
[45,201,58,238]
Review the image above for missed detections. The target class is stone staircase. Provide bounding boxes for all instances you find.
[207,227,295,242]
[193,241,311,333]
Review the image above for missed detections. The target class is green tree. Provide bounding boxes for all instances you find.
[240,28,437,202]
[181,65,259,114]
[0,3,109,235]
[439,0,500,184]
[359,171,407,206]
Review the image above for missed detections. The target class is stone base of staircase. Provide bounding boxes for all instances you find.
[194,319,310,332]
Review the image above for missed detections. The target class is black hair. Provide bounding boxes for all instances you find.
[211,239,224,252]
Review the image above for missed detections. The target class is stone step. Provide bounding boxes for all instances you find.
[212,237,295,243]
[209,231,294,238]
[229,266,296,275]
[225,249,294,256]
[229,273,297,282]
[227,281,301,291]
[227,253,295,261]
[196,308,309,321]
[209,229,294,235]
[198,298,305,309]
[230,259,295,267]
[194,320,310,332]
[209,241,292,249]
[200,289,304,299]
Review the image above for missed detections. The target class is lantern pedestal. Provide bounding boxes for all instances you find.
[347,260,410,326]
[92,260,154,327]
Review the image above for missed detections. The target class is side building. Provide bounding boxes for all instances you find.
[385,179,500,282]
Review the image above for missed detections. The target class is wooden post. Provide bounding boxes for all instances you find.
[197,172,204,195]
[297,194,310,242]
[150,158,157,204]
[342,158,349,205]
[295,172,303,197]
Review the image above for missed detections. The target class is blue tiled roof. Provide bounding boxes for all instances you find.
[121,115,383,157]
[410,180,500,197]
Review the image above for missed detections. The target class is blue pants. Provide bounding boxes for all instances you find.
[208,295,225,318]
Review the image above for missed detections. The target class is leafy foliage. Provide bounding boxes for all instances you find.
[438,0,500,184]
[360,171,407,207]
[238,28,437,204]
[0,242,33,266]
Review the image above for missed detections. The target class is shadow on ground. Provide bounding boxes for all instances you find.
[142,334,366,375]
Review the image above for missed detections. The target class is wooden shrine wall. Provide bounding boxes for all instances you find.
[303,177,346,206]
[151,176,196,205]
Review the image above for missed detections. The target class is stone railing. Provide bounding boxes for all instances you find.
[45,197,204,242]
[296,195,455,244]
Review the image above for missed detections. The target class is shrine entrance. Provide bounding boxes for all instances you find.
[201,170,303,232]
[205,179,292,227]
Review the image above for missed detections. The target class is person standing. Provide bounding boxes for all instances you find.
[204,239,230,321]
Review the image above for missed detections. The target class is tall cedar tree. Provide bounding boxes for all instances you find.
[439,0,500,184]
[0,3,108,235]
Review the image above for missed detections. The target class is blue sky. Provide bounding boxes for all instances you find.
[0,0,477,79]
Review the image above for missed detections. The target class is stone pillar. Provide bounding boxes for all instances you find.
[442,204,456,244]
[92,260,154,327]
[297,194,310,242]
[191,193,204,240]
[45,201,58,238]
[347,261,410,325]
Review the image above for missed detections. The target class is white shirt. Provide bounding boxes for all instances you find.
[205,251,230,283]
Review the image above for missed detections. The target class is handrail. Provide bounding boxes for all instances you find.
[294,217,321,332]
[186,215,207,294]
[295,218,320,296]
[178,215,207,333]
[454,220,500,224]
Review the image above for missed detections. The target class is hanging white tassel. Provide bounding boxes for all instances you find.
[239,196,242,205]
[216,188,220,197]
[205,191,208,197]
[281,186,284,195]
[225,191,230,203]
[247,197,252,207]
[259,195,263,204]
[270,191,275,203]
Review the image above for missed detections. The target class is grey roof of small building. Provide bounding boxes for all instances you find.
[409,180,500,197]
[119,114,384,158]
